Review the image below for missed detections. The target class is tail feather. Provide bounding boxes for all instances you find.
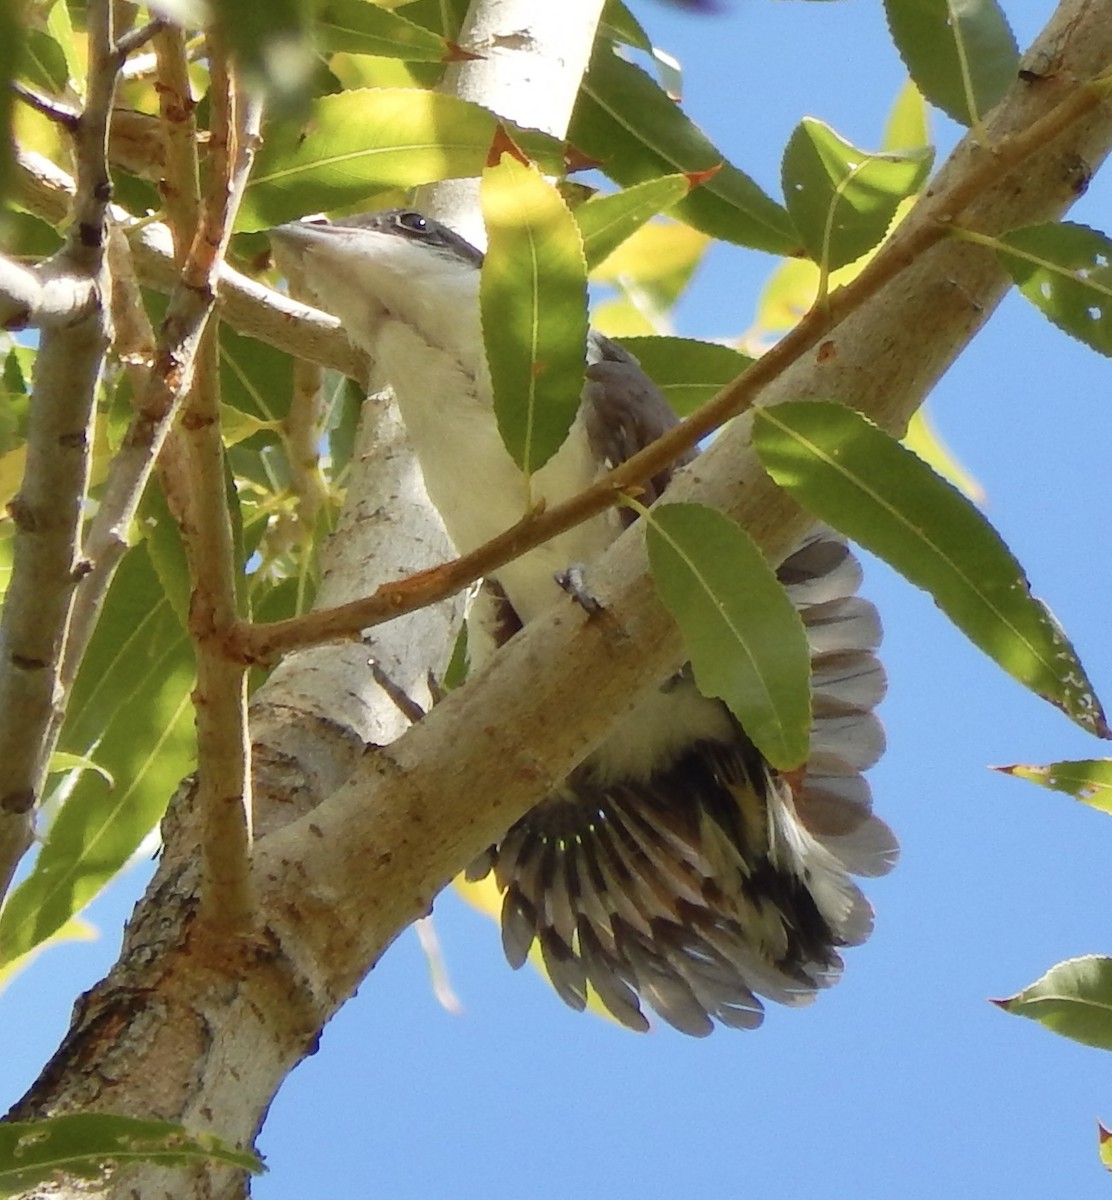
[467,528,896,1034]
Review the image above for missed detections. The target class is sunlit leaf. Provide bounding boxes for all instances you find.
[43,0,79,93]
[47,751,114,789]
[592,296,658,337]
[614,336,751,417]
[884,0,1018,128]
[751,257,821,338]
[592,219,709,294]
[317,0,458,61]
[0,916,95,995]
[1100,1125,1112,1172]
[754,401,1108,737]
[645,502,811,770]
[0,546,195,966]
[993,222,1112,359]
[782,118,932,272]
[241,89,562,231]
[571,42,797,254]
[993,956,1112,1052]
[883,79,931,152]
[0,1113,262,1196]
[481,155,587,476]
[902,407,983,501]
[996,758,1112,816]
[576,175,693,269]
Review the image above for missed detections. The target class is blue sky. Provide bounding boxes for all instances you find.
[5,1,1112,1197]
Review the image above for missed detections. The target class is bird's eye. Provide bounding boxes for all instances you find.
[395,211,428,234]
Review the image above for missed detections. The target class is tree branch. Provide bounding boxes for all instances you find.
[171,40,263,933]
[0,0,118,900]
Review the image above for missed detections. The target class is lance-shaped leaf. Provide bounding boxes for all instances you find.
[0,1114,262,1196]
[396,0,470,39]
[993,222,1112,359]
[0,545,195,966]
[1101,1126,1112,1173]
[996,758,1112,816]
[576,175,695,269]
[754,401,1108,737]
[599,0,653,52]
[0,915,94,995]
[240,89,562,231]
[614,336,751,417]
[993,956,1112,1052]
[902,407,983,502]
[316,0,465,61]
[481,155,588,477]
[19,28,69,94]
[571,42,798,254]
[884,0,1018,128]
[645,502,811,770]
[782,118,932,273]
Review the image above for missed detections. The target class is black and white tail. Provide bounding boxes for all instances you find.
[466,529,897,1036]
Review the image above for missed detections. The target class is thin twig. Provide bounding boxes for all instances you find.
[152,23,200,256]
[284,357,331,544]
[0,0,118,900]
[11,83,79,129]
[115,18,166,60]
[58,32,202,703]
[175,36,264,933]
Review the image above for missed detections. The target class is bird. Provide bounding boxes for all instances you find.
[269,208,897,1037]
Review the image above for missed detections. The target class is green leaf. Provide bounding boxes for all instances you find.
[884,0,1018,128]
[754,401,1108,737]
[782,118,933,272]
[0,1113,262,1196]
[614,336,751,417]
[883,80,931,152]
[993,956,1112,1052]
[240,89,562,231]
[576,175,693,269]
[1100,1125,1112,1172]
[645,502,811,770]
[571,43,798,254]
[219,322,293,425]
[996,758,1112,816]
[901,407,982,501]
[0,6,19,202]
[316,0,457,61]
[47,751,114,789]
[140,480,192,630]
[18,28,69,94]
[43,0,80,93]
[0,545,195,966]
[0,915,96,995]
[993,222,1112,359]
[599,0,653,52]
[394,0,470,39]
[481,156,588,476]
